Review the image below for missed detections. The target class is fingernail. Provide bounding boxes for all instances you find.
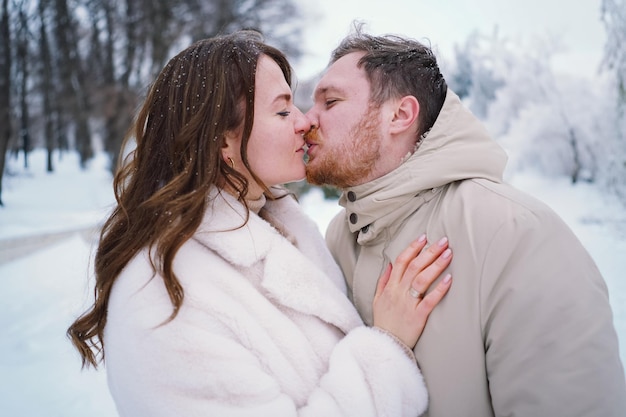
[441,248,452,259]
[438,237,448,247]
[412,234,427,247]
[442,274,452,284]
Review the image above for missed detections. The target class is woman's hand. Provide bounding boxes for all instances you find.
[372,235,452,349]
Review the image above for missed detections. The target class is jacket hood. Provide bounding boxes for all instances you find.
[340,89,508,236]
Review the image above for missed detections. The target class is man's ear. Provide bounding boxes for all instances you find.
[389,95,419,135]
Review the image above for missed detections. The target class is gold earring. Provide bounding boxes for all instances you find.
[227,157,235,169]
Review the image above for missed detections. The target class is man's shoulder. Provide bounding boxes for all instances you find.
[453,178,559,220]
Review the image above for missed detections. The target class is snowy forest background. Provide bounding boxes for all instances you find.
[0,0,625,206]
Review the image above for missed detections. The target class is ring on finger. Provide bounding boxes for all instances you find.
[408,287,423,299]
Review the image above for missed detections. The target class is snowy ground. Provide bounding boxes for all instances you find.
[1,150,625,416]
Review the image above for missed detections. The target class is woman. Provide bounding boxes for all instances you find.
[67,30,453,416]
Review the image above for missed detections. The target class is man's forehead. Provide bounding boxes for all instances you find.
[327,52,366,77]
[314,54,369,97]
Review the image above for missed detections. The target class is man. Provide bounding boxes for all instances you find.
[304,27,626,416]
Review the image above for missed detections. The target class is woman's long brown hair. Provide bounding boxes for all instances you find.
[67,30,293,368]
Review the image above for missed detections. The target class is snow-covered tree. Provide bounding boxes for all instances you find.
[497,76,601,184]
[600,0,626,203]
[447,29,505,119]
[595,77,626,204]
[602,0,626,104]
[452,29,606,186]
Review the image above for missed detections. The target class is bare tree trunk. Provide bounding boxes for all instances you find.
[102,1,123,172]
[120,0,138,87]
[146,1,175,78]
[0,0,12,206]
[568,128,581,184]
[17,6,30,169]
[53,0,92,168]
[215,0,237,33]
[39,0,56,173]
[86,0,134,173]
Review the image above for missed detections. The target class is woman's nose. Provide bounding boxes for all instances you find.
[294,108,311,134]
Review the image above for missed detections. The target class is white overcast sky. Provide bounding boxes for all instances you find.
[295,0,606,79]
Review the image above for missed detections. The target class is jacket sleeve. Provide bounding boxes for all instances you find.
[300,326,428,417]
[109,307,429,417]
[479,207,626,416]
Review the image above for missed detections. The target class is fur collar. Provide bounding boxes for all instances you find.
[193,188,362,334]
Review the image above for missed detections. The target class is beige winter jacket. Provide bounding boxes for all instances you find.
[326,90,626,417]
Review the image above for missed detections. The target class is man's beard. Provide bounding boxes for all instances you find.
[305,107,382,189]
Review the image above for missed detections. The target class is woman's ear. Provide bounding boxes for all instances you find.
[389,95,419,135]
[221,129,241,164]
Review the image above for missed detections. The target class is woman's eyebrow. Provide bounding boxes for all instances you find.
[272,93,292,105]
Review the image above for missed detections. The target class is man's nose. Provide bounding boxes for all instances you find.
[304,110,318,131]
[294,109,311,134]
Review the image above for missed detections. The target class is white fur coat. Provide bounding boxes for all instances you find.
[104,188,428,416]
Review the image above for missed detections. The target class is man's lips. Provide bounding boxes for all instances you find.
[304,128,319,157]
[304,128,319,143]
[305,143,317,158]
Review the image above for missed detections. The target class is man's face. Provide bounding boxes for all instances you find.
[305,52,383,189]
